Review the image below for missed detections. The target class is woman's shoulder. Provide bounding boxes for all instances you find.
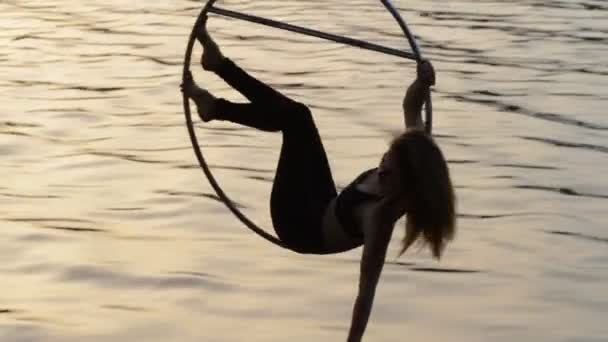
[354,168,383,197]
[357,168,378,182]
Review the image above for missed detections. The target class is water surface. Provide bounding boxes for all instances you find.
[1,0,607,341]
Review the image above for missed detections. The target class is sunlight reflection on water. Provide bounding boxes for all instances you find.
[1,0,607,341]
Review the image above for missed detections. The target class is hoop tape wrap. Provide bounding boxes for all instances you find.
[182,0,431,251]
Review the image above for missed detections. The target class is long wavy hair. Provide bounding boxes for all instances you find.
[389,130,456,259]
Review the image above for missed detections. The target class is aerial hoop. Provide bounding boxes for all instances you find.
[182,0,432,251]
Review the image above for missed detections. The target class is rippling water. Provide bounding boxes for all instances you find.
[1,0,607,341]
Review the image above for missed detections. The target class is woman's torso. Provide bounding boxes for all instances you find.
[321,168,384,253]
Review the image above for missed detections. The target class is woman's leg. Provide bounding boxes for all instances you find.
[215,58,291,106]
[214,76,338,252]
[184,65,337,252]
[181,68,282,132]
[269,104,338,253]
[211,58,300,132]
[194,15,294,131]
[188,19,338,252]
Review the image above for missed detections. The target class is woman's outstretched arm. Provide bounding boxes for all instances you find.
[347,202,397,342]
[403,60,435,129]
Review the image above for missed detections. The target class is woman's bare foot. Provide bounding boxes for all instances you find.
[196,15,226,72]
[181,71,217,122]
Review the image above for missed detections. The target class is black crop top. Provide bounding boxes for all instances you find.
[334,168,383,242]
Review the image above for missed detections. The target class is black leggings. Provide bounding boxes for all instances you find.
[213,59,337,253]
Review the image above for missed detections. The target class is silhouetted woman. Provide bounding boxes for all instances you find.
[181,16,456,342]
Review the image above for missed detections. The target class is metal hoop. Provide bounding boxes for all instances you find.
[182,0,431,251]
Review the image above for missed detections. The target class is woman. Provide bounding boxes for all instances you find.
[181,16,456,342]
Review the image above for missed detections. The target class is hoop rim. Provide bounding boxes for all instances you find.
[182,0,431,251]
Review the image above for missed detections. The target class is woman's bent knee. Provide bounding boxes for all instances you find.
[287,101,313,125]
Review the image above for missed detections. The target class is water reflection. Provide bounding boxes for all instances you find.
[1,0,607,341]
